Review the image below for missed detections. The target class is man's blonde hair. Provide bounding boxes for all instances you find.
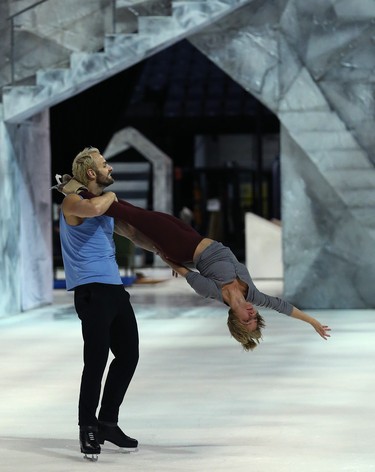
[72,146,100,186]
[227,309,265,351]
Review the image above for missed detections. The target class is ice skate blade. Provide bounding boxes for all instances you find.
[83,454,99,462]
[100,440,138,452]
[118,446,138,453]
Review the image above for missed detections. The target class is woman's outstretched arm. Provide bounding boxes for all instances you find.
[290,307,331,339]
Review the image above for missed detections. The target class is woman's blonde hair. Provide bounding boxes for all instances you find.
[72,146,100,186]
[227,308,265,351]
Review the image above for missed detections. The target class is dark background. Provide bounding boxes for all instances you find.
[51,40,280,264]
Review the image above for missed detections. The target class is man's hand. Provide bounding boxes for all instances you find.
[158,253,190,278]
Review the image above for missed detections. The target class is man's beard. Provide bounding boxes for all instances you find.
[97,174,114,187]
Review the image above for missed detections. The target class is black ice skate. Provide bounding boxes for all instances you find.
[80,426,101,461]
[98,422,138,451]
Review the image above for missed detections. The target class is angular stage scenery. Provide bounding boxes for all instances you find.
[1,2,375,471]
[0,271,374,472]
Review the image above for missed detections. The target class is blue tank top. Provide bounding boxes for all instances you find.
[59,210,122,290]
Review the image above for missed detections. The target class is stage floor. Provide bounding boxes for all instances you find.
[0,271,374,472]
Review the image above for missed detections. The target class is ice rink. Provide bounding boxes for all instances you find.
[1,272,374,472]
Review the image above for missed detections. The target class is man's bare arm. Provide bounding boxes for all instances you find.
[63,192,117,219]
[158,253,191,277]
[114,220,158,253]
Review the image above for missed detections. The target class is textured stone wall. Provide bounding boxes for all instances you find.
[190,0,375,308]
[15,110,53,311]
[0,107,52,316]
[0,0,11,87]
[0,105,21,316]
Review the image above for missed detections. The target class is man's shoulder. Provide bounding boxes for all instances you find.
[63,193,83,202]
[62,193,83,210]
[61,194,85,226]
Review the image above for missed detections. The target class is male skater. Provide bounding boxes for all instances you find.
[59,147,139,459]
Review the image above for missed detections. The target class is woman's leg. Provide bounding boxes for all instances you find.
[80,191,203,262]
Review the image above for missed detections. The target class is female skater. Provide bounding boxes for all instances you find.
[55,149,331,350]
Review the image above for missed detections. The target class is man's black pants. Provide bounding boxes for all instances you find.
[74,283,139,427]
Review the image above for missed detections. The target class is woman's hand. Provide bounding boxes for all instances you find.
[310,319,331,340]
[290,307,331,340]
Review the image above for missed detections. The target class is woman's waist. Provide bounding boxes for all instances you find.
[193,238,215,262]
